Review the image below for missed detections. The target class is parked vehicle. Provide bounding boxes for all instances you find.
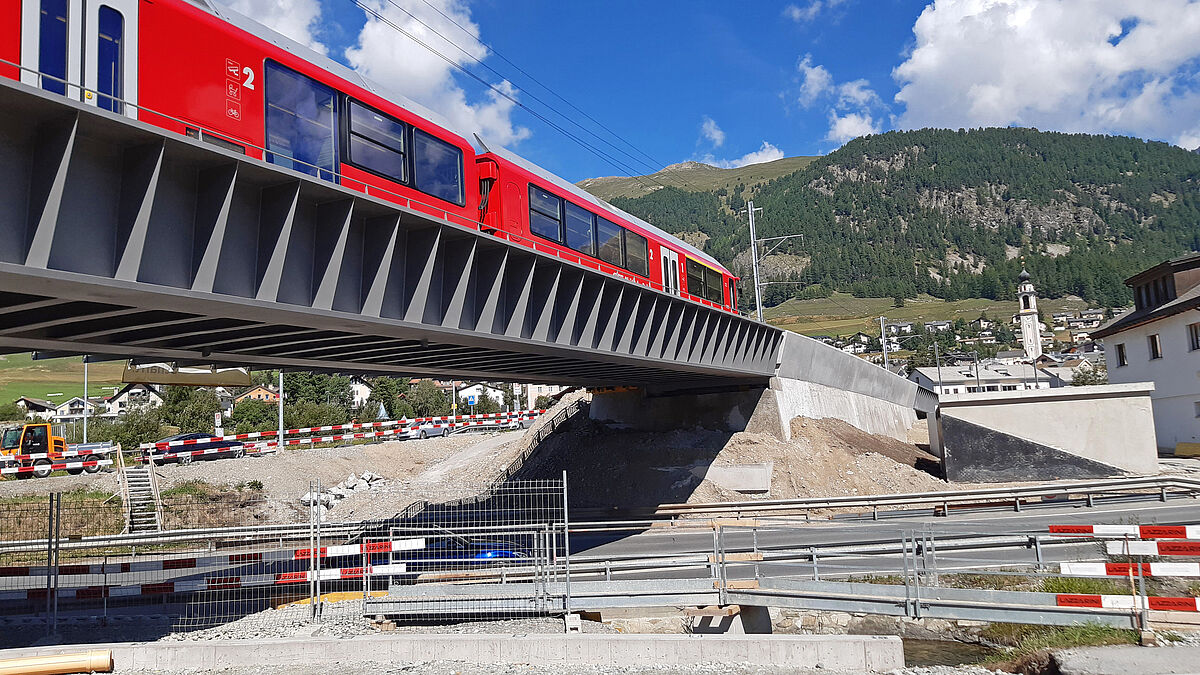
[145,432,245,465]
[0,422,118,478]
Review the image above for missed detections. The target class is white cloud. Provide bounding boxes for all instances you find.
[703,141,786,169]
[837,79,880,108]
[700,116,726,147]
[345,0,530,146]
[783,2,823,22]
[218,0,327,53]
[825,111,881,143]
[797,54,834,106]
[783,0,848,22]
[892,0,1200,148]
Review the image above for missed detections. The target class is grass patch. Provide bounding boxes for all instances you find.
[0,354,125,406]
[846,575,905,585]
[981,622,1138,657]
[1039,577,1134,595]
[160,480,219,499]
[762,292,1091,337]
[942,573,1036,592]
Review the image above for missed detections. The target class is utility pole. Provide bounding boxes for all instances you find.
[973,351,982,391]
[82,357,89,443]
[879,316,889,371]
[934,341,942,393]
[746,201,764,322]
[277,370,284,446]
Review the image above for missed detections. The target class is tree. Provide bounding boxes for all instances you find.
[365,376,403,419]
[892,295,905,308]
[534,395,555,409]
[0,402,26,422]
[159,387,222,434]
[409,380,450,417]
[1071,364,1108,386]
[231,399,276,432]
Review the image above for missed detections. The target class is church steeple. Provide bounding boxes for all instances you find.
[1017,259,1042,360]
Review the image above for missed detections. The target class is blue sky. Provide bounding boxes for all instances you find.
[226,0,1200,182]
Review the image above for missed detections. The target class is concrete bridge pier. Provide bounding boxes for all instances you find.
[590,331,936,443]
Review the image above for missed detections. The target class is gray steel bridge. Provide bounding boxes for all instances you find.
[0,78,780,386]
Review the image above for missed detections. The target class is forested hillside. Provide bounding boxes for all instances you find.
[588,128,1200,308]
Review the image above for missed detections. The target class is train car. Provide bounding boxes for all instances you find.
[476,140,739,313]
[8,0,480,227]
[4,0,741,315]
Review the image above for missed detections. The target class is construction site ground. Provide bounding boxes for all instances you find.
[0,394,1014,518]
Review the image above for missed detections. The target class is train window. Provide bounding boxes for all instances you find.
[685,259,704,297]
[265,61,338,182]
[347,101,407,183]
[413,128,465,206]
[596,217,623,266]
[706,267,724,304]
[97,6,123,113]
[564,202,594,256]
[39,0,68,95]
[529,185,562,242]
[625,230,649,277]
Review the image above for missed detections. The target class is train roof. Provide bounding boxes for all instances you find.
[474,137,731,275]
[184,0,472,144]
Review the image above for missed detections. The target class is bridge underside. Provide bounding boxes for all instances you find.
[0,80,780,387]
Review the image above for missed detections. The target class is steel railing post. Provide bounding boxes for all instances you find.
[562,471,571,614]
[1136,555,1149,630]
[902,534,912,618]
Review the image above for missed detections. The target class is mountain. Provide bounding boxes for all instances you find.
[576,156,817,202]
[577,128,1200,309]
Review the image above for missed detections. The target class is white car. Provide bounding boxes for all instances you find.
[403,421,450,440]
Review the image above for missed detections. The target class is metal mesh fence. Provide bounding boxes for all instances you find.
[0,474,568,645]
[362,478,569,622]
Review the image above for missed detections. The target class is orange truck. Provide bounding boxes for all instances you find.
[0,423,118,478]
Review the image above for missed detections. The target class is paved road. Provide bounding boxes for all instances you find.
[1056,645,1200,675]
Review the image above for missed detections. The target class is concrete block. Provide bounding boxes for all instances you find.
[7,634,904,671]
[696,463,772,493]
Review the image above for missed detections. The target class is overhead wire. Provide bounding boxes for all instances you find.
[347,0,670,194]
[410,0,696,188]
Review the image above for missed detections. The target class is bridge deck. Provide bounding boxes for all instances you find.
[0,79,780,386]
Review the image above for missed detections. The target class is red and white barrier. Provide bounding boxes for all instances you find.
[0,459,112,475]
[137,409,547,451]
[1105,540,1200,556]
[1056,593,1200,611]
[1050,524,1200,539]
[1060,562,1200,578]
[0,563,410,602]
[0,538,425,579]
[2,448,118,463]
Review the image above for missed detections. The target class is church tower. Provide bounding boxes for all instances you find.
[1017,265,1042,360]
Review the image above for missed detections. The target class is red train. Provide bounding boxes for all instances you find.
[2,0,740,314]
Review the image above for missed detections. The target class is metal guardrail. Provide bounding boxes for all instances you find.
[4,474,1195,553]
[647,475,1200,518]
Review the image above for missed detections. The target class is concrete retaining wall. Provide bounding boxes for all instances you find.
[771,377,917,441]
[776,332,932,413]
[4,634,905,671]
[936,383,1159,481]
[589,331,927,444]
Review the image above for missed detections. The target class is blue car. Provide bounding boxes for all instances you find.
[147,432,245,465]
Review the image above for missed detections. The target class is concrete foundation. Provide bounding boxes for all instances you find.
[4,634,905,671]
[934,383,1158,482]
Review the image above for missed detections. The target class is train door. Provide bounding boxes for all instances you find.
[661,248,680,295]
[19,0,137,118]
[83,0,137,117]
